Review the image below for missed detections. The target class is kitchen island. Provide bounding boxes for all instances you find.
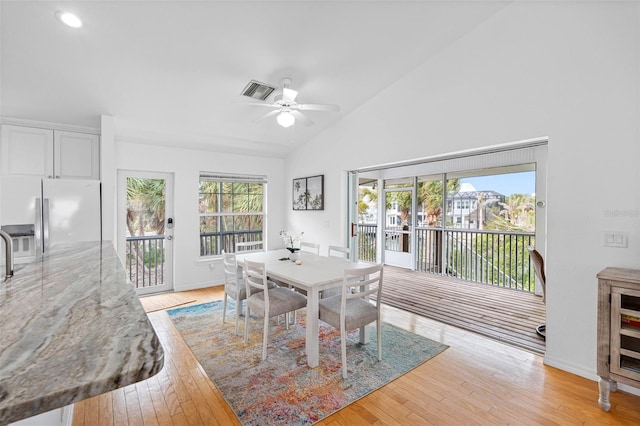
[0,241,164,424]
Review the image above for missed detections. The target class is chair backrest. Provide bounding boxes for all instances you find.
[236,240,263,253]
[328,245,349,259]
[244,259,269,294]
[341,264,384,312]
[222,250,240,285]
[300,241,320,254]
[527,246,546,303]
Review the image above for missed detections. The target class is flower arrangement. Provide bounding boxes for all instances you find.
[280,230,304,253]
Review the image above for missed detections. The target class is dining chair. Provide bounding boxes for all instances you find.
[244,259,307,360]
[319,245,351,299]
[236,240,264,253]
[222,250,276,335]
[319,263,384,379]
[527,246,546,339]
[300,241,320,255]
[328,245,349,259]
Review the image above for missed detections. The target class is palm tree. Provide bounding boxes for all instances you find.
[417,179,460,227]
[487,193,535,231]
[127,178,166,236]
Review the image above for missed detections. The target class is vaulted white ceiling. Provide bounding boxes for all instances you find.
[0,1,508,157]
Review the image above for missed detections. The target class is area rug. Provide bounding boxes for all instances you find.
[167,300,448,425]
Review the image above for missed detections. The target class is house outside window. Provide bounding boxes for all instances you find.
[198,174,266,256]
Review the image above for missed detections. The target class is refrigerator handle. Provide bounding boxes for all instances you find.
[35,197,43,257]
[43,198,50,253]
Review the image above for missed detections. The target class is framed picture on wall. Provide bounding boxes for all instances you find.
[292,175,324,210]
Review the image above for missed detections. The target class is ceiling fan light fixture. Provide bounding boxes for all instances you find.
[277,110,295,128]
[56,11,83,28]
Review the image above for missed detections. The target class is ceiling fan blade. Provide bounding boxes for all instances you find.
[244,102,278,108]
[282,87,298,103]
[252,109,281,123]
[297,103,341,112]
[291,110,313,126]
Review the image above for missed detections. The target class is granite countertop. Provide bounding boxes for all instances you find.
[0,241,164,424]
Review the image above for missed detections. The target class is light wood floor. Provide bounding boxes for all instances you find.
[73,286,640,425]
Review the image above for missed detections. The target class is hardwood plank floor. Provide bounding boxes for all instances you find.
[73,285,640,425]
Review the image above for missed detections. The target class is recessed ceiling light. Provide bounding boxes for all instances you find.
[56,11,82,28]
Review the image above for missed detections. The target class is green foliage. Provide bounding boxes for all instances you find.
[127,178,166,236]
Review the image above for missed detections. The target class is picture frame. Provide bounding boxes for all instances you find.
[292,175,324,210]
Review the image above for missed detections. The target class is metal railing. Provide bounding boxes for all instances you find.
[358,224,536,292]
[126,235,165,289]
[200,230,263,256]
[357,224,377,262]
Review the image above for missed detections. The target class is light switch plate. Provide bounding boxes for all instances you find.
[604,232,628,248]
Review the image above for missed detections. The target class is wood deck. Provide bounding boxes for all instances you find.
[382,265,547,354]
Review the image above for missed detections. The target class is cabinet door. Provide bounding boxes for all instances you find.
[1,125,53,177]
[611,287,640,381]
[53,131,100,180]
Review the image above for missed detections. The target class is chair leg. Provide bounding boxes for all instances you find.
[244,305,250,342]
[234,299,240,336]
[262,314,269,360]
[222,293,228,324]
[341,326,348,379]
[377,321,382,361]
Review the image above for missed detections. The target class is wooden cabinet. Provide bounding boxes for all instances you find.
[597,267,640,411]
[1,124,100,180]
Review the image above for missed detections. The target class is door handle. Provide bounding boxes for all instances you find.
[166,235,173,240]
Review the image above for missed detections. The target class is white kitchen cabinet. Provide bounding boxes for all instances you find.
[1,124,99,180]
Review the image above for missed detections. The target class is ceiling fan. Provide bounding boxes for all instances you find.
[248,78,340,128]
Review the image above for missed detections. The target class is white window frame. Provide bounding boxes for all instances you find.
[198,173,267,257]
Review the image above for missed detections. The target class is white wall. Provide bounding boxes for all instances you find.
[115,140,286,291]
[285,2,640,381]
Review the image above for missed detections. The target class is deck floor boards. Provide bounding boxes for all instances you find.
[381,265,547,354]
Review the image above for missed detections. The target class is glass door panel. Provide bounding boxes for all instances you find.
[384,178,412,268]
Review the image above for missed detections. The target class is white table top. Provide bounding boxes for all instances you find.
[236,249,370,292]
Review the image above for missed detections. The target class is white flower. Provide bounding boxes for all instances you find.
[280,230,304,249]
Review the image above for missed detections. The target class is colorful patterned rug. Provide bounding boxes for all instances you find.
[167,300,448,425]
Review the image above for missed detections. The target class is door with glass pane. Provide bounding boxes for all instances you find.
[117,171,174,295]
[383,178,413,268]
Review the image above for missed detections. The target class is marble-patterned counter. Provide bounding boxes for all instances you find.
[0,241,164,424]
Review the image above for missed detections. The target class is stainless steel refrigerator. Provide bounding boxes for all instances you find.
[0,176,102,269]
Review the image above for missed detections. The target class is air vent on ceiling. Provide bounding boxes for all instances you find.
[241,80,276,101]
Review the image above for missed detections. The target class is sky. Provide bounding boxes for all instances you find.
[461,171,535,196]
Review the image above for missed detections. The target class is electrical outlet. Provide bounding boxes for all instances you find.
[604,232,628,248]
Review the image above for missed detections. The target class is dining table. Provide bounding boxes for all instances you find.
[235,248,372,368]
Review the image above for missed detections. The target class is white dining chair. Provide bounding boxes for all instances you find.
[328,245,349,259]
[244,259,307,360]
[236,240,264,253]
[318,263,384,378]
[300,241,320,255]
[222,250,276,335]
[319,245,351,299]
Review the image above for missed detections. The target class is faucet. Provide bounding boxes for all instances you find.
[0,229,14,280]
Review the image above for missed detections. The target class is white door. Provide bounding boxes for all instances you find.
[117,170,174,295]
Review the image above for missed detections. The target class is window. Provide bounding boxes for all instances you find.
[198,174,266,256]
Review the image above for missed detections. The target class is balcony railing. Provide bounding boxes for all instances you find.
[127,227,535,292]
[126,235,165,289]
[200,230,263,256]
[359,224,536,292]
